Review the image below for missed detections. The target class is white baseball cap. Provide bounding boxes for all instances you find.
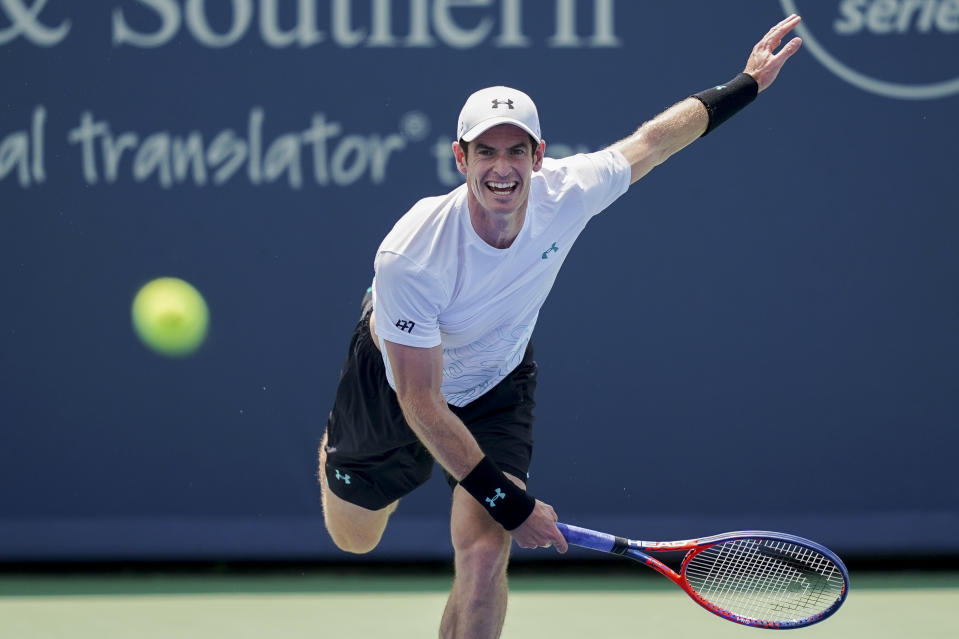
[456,86,541,143]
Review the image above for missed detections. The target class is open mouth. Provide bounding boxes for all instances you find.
[486,181,518,196]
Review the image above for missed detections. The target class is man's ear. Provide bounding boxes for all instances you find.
[532,139,546,171]
[452,141,468,176]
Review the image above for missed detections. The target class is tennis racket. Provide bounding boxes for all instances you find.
[557,523,849,629]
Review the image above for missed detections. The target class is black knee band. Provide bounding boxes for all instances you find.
[459,456,535,530]
[691,73,759,136]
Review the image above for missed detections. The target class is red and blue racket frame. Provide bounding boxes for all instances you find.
[556,522,850,630]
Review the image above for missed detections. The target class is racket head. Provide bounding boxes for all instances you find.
[676,531,849,629]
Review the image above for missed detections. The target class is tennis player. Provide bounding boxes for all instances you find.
[319,14,803,639]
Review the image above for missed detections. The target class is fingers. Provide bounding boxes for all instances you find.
[539,527,568,553]
[530,532,568,553]
[512,502,569,553]
[544,520,569,554]
[761,14,802,54]
[518,536,565,551]
[552,531,569,554]
[770,13,802,43]
[538,520,569,553]
[747,14,803,92]
[775,36,803,64]
[543,505,568,553]
[767,35,802,79]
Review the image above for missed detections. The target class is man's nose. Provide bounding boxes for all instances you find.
[493,153,511,175]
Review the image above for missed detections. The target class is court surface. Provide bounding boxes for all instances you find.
[1,568,956,638]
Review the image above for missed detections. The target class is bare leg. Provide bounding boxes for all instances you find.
[439,476,523,639]
[318,430,397,554]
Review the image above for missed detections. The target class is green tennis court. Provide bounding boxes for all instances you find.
[2,568,956,638]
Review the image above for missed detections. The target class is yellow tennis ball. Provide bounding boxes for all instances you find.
[131,277,209,357]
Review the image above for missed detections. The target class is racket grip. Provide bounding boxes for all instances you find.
[556,522,619,553]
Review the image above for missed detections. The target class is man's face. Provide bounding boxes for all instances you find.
[453,124,545,218]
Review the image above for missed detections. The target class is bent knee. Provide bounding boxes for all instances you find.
[324,509,393,554]
[328,528,382,555]
[322,495,398,555]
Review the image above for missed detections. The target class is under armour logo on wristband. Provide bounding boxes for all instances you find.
[334,469,351,485]
[491,99,514,109]
[485,488,506,507]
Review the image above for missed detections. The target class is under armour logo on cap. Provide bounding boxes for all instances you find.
[457,86,541,143]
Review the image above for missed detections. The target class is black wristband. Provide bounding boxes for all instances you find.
[459,456,535,530]
[690,73,759,136]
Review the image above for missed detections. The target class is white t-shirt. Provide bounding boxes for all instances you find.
[372,148,632,406]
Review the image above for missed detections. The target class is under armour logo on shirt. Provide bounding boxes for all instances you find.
[491,99,514,110]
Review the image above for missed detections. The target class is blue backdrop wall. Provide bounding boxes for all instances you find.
[2,0,957,561]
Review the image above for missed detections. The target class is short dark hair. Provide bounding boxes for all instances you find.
[459,134,539,159]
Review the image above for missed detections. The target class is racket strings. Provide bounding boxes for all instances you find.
[683,539,845,623]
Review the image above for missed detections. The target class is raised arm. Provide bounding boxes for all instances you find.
[383,339,568,552]
[611,14,803,184]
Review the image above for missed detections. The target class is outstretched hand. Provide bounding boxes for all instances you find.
[745,14,804,92]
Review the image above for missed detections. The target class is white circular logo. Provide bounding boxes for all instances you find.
[400,111,430,142]
[780,0,959,99]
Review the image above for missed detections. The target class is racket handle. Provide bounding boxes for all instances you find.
[556,522,619,553]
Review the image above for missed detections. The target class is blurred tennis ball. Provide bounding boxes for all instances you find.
[131,277,209,357]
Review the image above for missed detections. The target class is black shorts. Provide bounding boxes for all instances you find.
[323,309,537,510]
